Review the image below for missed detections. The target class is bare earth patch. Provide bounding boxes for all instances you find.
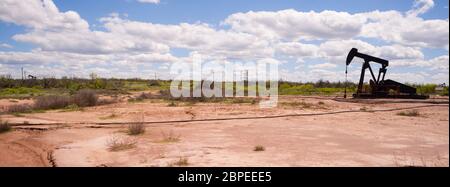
[0,96,448,167]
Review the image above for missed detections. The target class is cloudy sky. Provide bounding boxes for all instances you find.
[0,0,448,84]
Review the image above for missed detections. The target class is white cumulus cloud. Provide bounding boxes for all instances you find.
[137,0,160,4]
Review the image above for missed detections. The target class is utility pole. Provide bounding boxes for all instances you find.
[222,71,225,83]
[21,67,24,80]
[245,70,249,82]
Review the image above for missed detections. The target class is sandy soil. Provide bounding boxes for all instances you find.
[0,95,448,167]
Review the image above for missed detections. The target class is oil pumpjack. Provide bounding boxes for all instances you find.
[344,48,428,99]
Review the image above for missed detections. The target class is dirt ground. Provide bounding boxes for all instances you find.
[0,95,448,167]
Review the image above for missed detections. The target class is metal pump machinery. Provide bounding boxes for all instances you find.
[345,48,428,99]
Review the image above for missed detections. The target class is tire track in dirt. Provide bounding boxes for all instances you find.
[8,141,49,167]
[0,130,57,167]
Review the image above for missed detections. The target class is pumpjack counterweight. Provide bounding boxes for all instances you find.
[345,48,428,99]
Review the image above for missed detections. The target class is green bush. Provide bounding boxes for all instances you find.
[442,87,449,96]
[416,84,436,95]
[0,87,41,95]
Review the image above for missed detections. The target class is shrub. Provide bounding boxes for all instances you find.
[167,101,177,107]
[6,103,34,113]
[127,92,155,103]
[35,95,71,110]
[160,130,180,143]
[254,145,265,151]
[62,104,83,112]
[397,110,420,117]
[99,113,119,120]
[170,157,189,166]
[0,119,11,133]
[128,123,146,135]
[73,89,98,107]
[415,84,436,95]
[360,106,369,111]
[148,80,161,86]
[106,135,137,151]
[442,87,449,96]
[97,98,118,105]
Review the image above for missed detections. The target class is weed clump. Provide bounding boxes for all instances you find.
[160,130,180,143]
[397,110,420,117]
[254,145,265,152]
[106,135,137,151]
[169,157,189,166]
[6,103,33,113]
[128,123,145,135]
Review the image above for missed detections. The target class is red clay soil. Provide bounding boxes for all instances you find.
[0,96,448,167]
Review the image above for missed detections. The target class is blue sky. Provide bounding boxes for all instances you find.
[0,0,449,83]
[52,0,450,23]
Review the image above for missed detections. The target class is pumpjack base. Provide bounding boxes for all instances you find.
[353,93,429,99]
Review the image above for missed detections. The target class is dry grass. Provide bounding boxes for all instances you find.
[106,135,137,152]
[254,145,265,152]
[169,157,189,166]
[281,100,327,110]
[12,113,25,117]
[167,101,177,107]
[99,113,119,120]
[230,97,259,104]
[392,152,447,167]
[137,92,154,100]
[0,119,11,133]
[97,98,118,105]
[6,103,33,113]
[61,104,83,112]
[127,92,155,103]
[281,101,312,108]
[359,106,370,111]
[127,112,145,135]
[397,110,420,117]
[128,123,145,135]
[159,130,180,143]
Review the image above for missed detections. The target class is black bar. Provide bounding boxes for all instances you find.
[0,167,447,185]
